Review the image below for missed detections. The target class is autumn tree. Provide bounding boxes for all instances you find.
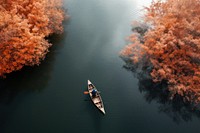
[0,0,66,77]
[121,0,200,104]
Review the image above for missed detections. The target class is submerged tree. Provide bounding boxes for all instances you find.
[0,0,66,77]
[121,0,200,104]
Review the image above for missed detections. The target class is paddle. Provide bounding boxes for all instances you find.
[84,91,89,94]
[83,91,101,94]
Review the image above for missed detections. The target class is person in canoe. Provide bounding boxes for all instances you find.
[92,88,97,97]
[89,84,97,97]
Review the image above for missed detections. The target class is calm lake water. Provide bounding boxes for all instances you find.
[0,0,200,133]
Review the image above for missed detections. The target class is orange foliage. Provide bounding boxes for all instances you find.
[0,0,65,76]
[121,0,200,103]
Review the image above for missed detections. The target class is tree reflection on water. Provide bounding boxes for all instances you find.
[122,59,200,124]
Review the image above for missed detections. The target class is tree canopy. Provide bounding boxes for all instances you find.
[0,0,65,76]
[121,0,200,103]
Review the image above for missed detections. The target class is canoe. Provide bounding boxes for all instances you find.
[87,80,106,114]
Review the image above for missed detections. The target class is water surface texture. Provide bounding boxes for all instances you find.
[0,0,200,133]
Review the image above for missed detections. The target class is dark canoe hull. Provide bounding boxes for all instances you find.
[87,80,106,114]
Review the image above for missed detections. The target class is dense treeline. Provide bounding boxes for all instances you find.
[0,0,65,77]
[121,0,200,103]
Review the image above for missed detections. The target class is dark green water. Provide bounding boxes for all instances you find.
[0,0,200,133]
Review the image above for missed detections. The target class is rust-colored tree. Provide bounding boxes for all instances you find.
[0,0,65,77]
[121,0,200,104]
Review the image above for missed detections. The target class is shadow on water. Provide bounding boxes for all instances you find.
[0,32,67,131]
[88,104,103,133]
[121,58,200,124]
[84,94,103,133]
[0,32,67,105]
